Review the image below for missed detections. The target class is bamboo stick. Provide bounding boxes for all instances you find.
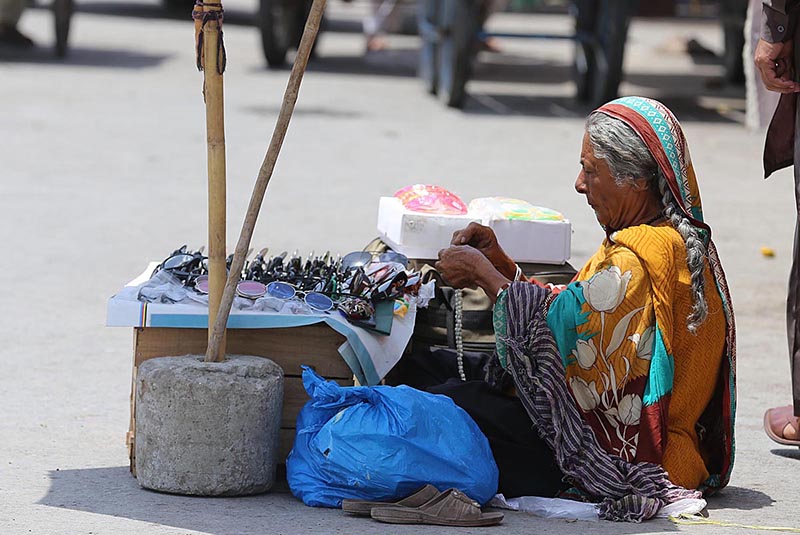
[202,1,228,360]
[205,0,326,363]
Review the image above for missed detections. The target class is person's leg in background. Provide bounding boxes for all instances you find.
[764,88,800,447]
[477,0,508,52]
[0,0,34,47]
[765,222,800,445]
[363,0,399,52]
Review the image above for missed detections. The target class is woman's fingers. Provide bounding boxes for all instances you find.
[451,222,498,248]
[451,222,481,245]
[450,229,469,246]
[436,245,479,288]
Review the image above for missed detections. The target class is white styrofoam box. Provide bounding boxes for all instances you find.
[486,218,571,265]
[468,197,571,264]
[377,197,478,260]
[377,196,571,263]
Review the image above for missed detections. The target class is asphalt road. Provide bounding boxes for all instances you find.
[2,2,800,533]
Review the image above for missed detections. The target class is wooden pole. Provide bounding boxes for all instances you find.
[205,0,326,363]
[201,1,228,360]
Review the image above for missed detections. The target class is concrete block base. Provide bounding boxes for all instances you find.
[135,354,284,496]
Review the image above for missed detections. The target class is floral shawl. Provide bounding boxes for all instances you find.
[493,283,703,522]
[586,96,736,492]
[495,97,736,493]
[550,225,727,489]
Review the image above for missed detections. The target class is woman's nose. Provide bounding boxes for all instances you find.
[575,172,587,194]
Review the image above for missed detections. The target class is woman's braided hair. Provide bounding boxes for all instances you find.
[586,112,708,333]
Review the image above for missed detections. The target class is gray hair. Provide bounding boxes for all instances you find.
[585,112,708,333]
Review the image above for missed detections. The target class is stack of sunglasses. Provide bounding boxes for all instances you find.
[149,245,422,322]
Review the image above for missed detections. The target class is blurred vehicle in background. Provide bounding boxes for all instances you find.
[153,0,746,107]
[0,0,72,55]
[418,0,638,108]
[416,0,746,108]
[256,0,315,66]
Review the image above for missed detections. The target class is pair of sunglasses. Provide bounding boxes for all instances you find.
[338,297,374,320]
[341,250,409,270]
[154,246,207,282]
[194,275,335,312]
[194,276,268,300]
[265,281,334,312]
[197,278,334,311]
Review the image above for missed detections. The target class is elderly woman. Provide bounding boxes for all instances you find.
[434,97,736,517]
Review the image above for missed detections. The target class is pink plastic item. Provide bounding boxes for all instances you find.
[394,184,468,215]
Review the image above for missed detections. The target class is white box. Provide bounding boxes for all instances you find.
[377,197,478,260]
[377,196,571,264]
[487,218,571,265]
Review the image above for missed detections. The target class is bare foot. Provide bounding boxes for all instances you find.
[785,417,800,440]
[764,405,800,445]
[478,37,501,53]
[365,35,387,53]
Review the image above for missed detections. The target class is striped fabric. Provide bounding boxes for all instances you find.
[496,282,702,522]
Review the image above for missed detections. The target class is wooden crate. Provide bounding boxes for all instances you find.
[127,324,352,475]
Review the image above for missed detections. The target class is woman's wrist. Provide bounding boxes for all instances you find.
[494,255,519,281]
[479,269,512,302]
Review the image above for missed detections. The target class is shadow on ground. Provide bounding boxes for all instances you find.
[457,92,743,122]
[0,44,170,68]
[771,448,800,460]
[38,466,307,535]
[301,47,744,122]
[705,485,775,511]
[241,103,365,119]
[36,466,710,534]
[306,48,419,78]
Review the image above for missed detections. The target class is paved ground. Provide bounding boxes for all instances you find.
[2,2,800,533]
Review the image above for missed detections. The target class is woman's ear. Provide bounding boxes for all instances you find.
[630,178,651,192]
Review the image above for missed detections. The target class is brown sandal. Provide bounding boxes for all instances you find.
[370,488,504,527]
[341,484,440,516]
[764,405,800,447]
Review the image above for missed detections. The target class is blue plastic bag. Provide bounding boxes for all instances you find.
[286,366,499,507]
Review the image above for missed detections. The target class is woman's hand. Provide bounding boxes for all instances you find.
[435,245,490,289]
[435,245,510,299]
[451,223,517,279]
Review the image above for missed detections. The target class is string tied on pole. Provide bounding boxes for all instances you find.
[192,1,227,74]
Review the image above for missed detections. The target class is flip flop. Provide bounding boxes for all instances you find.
[370,488,504,527]
[341,484,440,516]
[764,405,800,447]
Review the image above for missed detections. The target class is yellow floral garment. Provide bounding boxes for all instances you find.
[547,223,725,489]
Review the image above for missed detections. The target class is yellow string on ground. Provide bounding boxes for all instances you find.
[669,514,800,533]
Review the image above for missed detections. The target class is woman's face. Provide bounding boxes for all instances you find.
[575,132,656,230]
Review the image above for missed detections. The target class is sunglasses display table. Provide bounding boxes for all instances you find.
[107,265,417,474]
